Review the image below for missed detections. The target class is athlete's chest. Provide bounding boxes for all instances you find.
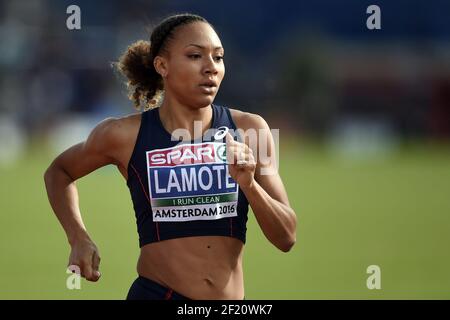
[144,142,239,222]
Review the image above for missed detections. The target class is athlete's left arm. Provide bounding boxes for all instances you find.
[227,112,297,252]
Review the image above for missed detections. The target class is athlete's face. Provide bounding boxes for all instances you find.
[156,22,225,108]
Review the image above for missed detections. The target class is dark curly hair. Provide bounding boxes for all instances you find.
[115,13,211,110]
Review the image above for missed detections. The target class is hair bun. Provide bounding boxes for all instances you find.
[115,40,162,110]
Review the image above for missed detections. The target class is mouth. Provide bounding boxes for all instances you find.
[199,80,218,88]
[199,80,218,94]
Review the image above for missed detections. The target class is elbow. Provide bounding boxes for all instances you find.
[278,212,297,252]
[44,164,56,185]
[44,163,74,191]
[43,166,52,185]
[264,209,298,252]
[278,237,296,253]
[44,163,61,187]
[273,229,296,252]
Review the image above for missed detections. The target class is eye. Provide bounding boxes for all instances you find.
[214,56,224,62]
[188,54,201,59]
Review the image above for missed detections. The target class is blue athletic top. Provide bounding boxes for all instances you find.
[126,104,249,247]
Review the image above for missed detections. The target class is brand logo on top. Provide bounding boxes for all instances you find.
[148,142,226,167]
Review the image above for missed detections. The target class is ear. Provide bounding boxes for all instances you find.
[153,55,168,78]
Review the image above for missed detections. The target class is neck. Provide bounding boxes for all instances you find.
[158,96,213,141]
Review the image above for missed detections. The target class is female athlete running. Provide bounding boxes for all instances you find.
[44,13,297,300]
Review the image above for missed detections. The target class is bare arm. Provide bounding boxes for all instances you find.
[227,112,297,252]
[44,118,126,281]
[241,172,297,252]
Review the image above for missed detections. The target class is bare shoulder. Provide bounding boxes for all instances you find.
[84,112,142,165]
[89,112,141,144]
[228,107,269,131]
[95,112,141,133]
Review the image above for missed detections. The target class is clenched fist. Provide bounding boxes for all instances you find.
[68,236,101,282]
[226,132,256,189]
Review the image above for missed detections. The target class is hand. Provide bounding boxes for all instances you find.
[68,236,101,282]
[225,132,256,189]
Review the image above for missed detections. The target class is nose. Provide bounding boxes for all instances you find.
[203,55,218,76]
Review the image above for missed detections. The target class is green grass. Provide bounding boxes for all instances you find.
[1,140,450,299]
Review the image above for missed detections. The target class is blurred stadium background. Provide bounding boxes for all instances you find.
[1,0,450,299]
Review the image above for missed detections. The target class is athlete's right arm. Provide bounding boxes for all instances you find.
[44,118,126,282]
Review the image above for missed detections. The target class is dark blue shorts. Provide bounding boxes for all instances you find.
[126,276,190,300]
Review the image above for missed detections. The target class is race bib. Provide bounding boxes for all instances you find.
[146,142,239,222]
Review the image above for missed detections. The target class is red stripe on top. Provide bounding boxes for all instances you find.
[164,288,173,300]
[155,221,160,241]
[130,163,150,202]
[130,163,160,241]
[229,217,233,237]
